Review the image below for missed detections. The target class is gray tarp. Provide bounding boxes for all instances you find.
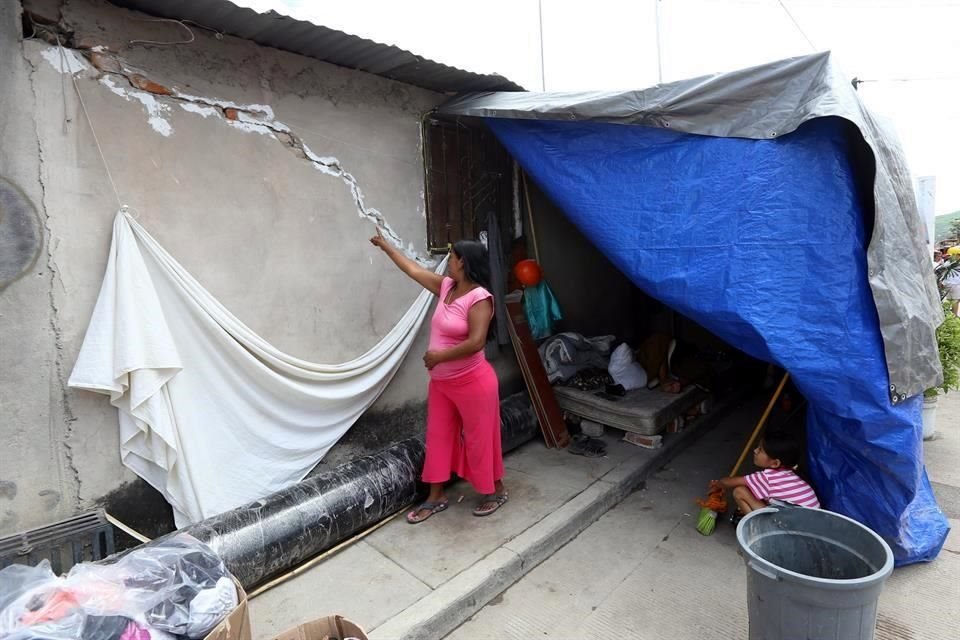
[439,52,941,400]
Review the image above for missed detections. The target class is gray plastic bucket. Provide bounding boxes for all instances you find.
[736,504,894,640]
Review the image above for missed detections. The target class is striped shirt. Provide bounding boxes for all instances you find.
[744,468,820,508]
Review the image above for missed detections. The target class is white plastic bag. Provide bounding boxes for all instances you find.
[608,343,648,391]
[0,534,237,640]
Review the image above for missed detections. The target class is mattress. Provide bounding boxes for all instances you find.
[553,385,708,435]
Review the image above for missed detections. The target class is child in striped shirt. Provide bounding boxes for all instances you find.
[714,435,820,519]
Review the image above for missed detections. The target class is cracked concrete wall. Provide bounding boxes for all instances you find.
[1,0,519,536]
[0,0,72,535]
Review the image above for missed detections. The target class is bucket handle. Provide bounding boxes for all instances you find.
[748,559,781,582]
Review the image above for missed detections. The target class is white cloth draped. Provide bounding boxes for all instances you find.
[69,211,441,527]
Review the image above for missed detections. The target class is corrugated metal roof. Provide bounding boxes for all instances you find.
[108,0,524,93]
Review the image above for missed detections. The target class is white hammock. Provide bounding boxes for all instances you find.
[69,210,441,527]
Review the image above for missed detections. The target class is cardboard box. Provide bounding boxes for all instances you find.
[273,616,368,640]
[203,580,252,640]
[198,579,365,640]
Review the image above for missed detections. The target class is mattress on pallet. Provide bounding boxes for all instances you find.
[553,384,708,436]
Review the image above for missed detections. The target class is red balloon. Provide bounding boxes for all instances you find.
[514,259,543,286]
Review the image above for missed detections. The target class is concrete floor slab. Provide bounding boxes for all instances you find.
[879,549,960,639]
[502,480,621,570]
[502,434,639,490]
[448,407,756,640]
[922,398,960,487]
[943,517,960,554]
[363,466,585,589]
[361,433,662,591]
[368,548,524,640]
[451,394,960,640]
[247,540,430,640]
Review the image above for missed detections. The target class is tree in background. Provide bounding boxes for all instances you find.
[949,217,960,242]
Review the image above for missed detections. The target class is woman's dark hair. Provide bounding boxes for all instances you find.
[452,240,491,291]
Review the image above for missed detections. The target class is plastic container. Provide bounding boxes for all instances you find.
[736,504,894,640]
[922,395,937,440]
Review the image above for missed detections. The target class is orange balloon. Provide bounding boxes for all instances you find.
[514,259,543,286]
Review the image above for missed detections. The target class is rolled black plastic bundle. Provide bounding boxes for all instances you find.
[172,437,424,589]
[162,392,539,589]
[500,390,540,452]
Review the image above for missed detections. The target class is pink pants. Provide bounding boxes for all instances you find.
[423,362,503,495]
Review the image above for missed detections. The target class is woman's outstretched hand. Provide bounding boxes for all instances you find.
[370,227,389,252]
[369,226,443,295]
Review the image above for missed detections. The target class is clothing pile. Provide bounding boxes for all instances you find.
[0,536,238,640]
[538,333,616,384]
[561,368,615,392]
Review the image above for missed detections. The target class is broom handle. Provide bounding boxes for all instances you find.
[728,372,790,477]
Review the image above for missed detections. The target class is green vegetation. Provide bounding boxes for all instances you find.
[926,301,960,398]
[935,210,960,243]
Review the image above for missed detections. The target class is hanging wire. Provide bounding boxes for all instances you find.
[56,38,70,134]
[181,19,226,41]
[776,0,817,51]
[55,35,125,210]
[127,17,196,46]
[124,16,227,47]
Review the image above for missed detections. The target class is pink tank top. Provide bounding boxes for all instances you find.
[428,277,493,380]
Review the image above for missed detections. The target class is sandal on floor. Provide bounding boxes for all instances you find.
[568,434,607,458]
[473,493,509,517]
[406,500,448,524]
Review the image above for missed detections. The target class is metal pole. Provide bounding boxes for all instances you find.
[539,0,546,91]
[655,0,663,84]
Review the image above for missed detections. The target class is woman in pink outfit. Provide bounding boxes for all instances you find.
[370,229,507,524]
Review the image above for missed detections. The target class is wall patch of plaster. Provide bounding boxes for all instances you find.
[100,76,172,137]
[233,107,289,133]
[178,102,220,119]
[227,120,274,137]
[174,92,283,127]
[40,47,89,74]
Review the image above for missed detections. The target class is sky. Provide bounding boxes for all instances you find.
[233,0,960,215]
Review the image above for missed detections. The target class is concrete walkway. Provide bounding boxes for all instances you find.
[247,397,742,639]
[450,395,960,640]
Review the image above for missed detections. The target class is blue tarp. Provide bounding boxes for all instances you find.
[488,116,949,565]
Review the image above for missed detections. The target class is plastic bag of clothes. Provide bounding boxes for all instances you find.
[608,343,648,391]
[0,534,238,640]
[538,333,615,383]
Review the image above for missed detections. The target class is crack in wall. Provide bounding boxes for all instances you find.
[33,28,433,266]
[169,88,430,264]
[21,38,81,512]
